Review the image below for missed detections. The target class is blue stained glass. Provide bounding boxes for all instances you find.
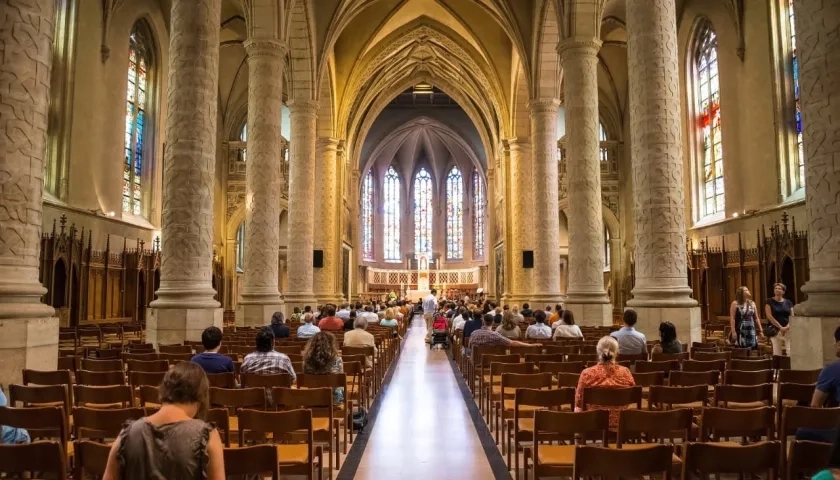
[123,23,151,215]
[696,22,724,216]
[446,167,463,260]
[789,1,805,188]
[384,166,401,261]
[414,168,433,257]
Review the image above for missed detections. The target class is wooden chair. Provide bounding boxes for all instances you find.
[542,345,578,355]
[159,344,192,354]
[713,383,774,409]
[73,406,144,441]
[486,362,535,426]
[206,372,236,388]
[477,353,519,415]
[341,357,367,408]
[223,444,279,479]
[0,405,67,455]
[635,360,680,376]
[137,385,160,412]
[524,409,610,479]
[779,369,821,384]
[494,372,553,452]
[95,348,122,360]
[648,385,708,416]
[273,386,339,475]
[536,361,583,375]
[724,369,774,386]
[81,358,123,372]
[617,352,649,365]
[0,440,67,479]
[724,347,754,359]
[682,441,781,479]
[777,382,817,428]
[74,440,111,479]
[126,359,169,373]
[160,353,193,363]
[128,371,165,389]
[240,372,293,389]
[74,385,134,408]
[555,372,581,388]
[781,406,840,479]
[209,387,266,435]
[699,406,776,443]
[670,369,719,387]
[581,386,643,418]
[508,387,575,477]
[572,444,674,480]
[77,369,126,386]
[122,352,159,362]
[730,358,773,371]
[651,351,689,362]
[616,408,691,474]
[773,354,792,371]
[237,408,323,479]
[296,373,351,453]
[682,359,727,373]
[566,353,594,364]
[22,369,74,406]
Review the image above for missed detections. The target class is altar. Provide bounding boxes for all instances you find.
[408,254,432,301]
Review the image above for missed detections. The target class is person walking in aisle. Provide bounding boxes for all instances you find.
[423,289,438,343]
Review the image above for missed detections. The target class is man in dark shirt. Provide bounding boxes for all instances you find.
[463,310,484,339]
[269,312,290,338]
[191,326,234,374]
[520,303,534,318]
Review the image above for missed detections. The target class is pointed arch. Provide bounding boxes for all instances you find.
[414,167,434,257]
[383,165,401,262]
[446,166,464,260]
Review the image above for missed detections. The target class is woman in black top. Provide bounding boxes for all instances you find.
[765,282,794,356]
[651,321,682,354]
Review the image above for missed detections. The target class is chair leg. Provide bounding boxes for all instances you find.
[514,439,519,480]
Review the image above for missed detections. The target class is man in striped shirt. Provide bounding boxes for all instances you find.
[240,327,296,381]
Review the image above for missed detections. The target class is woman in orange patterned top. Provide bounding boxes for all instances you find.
[574,335,635,430]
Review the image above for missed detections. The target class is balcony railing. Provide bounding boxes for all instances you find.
[228,141,290,199]
[557,140,621,177]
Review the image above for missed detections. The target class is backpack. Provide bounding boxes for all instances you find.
[353,408,368,431]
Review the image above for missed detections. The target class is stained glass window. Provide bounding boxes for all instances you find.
[604,225,611,269]
[384,166,401,262]
[788,0,804,188]
[362,170,374,260]
[123,22,152,216]
[446,167,464,260]
[695,23,725,217]
[239,123,247,162]
[236,221,245,272]
[414,168,433,257]
[473,170,485,259]
[599,123,608,162]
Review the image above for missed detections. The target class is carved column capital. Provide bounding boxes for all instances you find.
[507,138,531,152]
[244,38,288,59]
[316,137,340,151]
[527,98,561,115]
[557,37,602,60]
[288,100,319,117]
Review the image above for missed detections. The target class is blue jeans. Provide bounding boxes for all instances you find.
[795,428,837,443]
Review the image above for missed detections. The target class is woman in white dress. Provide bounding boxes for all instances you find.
[553,310,583,340]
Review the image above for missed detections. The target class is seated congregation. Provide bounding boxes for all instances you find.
[0,300,409,479]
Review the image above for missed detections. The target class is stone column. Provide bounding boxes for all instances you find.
[485,166,496,298]
[313,137,341,304]
[790,0,840,369]
[284,100,319,310]
[529,100,564,304]
[625,0,701,343]
[237,38,287,327]
[507,139,534,304]
[0,0,59,386]
[147,0,223,345]
[559,38,612,326]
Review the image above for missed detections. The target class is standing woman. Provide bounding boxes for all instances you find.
[765,283,794,356]
[729,286,764,350]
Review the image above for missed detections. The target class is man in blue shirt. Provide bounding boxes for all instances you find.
[0,387,30,444]
[423,289,439,343]
[610,309,647,355]
[191,326,234,374]
[794,326,840,443]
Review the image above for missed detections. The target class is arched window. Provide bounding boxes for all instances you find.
[694,22,724,218]
[236,221,245,272]
[123,21,154,216]
[787,0,804,188]
[384,166,401,262]
[446,167,464,260]
[604,225,611,270]
[239,123,248,162]
[414,167,433,257]
[473,170,485,259]
[362,170,374,260]
[599,122,608,162]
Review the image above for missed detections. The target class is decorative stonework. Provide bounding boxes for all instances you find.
[626,0,696,307]
[792,0,840,318]
[507,140,533,299]
[528,99,563,301]
[240,38,287,309]
[559,38,610,307]
[285,100,319,306]
[313,137,341,303]
[152,0,222,309]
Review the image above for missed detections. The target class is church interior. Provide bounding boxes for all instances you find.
[1,0,839,478]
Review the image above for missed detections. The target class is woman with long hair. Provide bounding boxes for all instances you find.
[730,286,764,349]
[651,321,682,354]
[104,362,224,480]
[552,310,583,340]
[496,310,521,339]
[302,332,344,404]
[574,336,636,430]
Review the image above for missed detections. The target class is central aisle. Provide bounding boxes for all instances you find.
[351,316,495,480]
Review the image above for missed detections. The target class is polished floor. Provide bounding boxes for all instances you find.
[348,316,495,480]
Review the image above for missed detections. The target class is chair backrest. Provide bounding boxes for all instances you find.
[137,385,160,407]
[129,370,167,388]
[556,372,582,388]
[682,441,780,478]
[514,387,575,416]
[159,344,192,354]
[567,353,595,363]
[729,358,772,371]
[573,444,674,479]
[582,386,643,410]
[778,369,821,384]
[81,358,123,372]
[57,355,79,372]
[0,440,67,479]
[500,373,554,393]
[160,353,193,363]
[533,409,610,444]
[617,408,693,445]
[632,371,665,388]
[74,440,111,478]
[724,369,774,386]
[272,387,334,420]
[651,351,689,362]
[77,369,126,386]
[542,345,578,355]
[693,350,730,362]
[296,372,346,391]
[480,353,519,368]
[122,352,159,362]
[524,353,566,364]
[207,408,231,447]
[223,445,279,479]
[634,360,680,375]
[682,359,727,373]
[713,383,774,407]
[237,408,313,450]
[536,361,583,374]
[240,372,293,389]
[209,387,266,411]
[22,369,72,389]
[773,354,792,370]
[490,362,535,379]
[74,385,134,408]
[777,382,817,427]
[274,345,302,356]
[724,347,754,359]
[648,385,708,410]
[126,359,170,373]
[73,406,145,440]
[781,406,840,438]
[8,383,70,413]
[206,372,236,388]
[616,352,649,365]
[0,405,67,447]
[700,406,776,441]
[670,369,719,387]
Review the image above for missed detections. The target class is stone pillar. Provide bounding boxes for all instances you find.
[624,0,701,343]
[486,166,496,298]
[284,100,319,310]
[237,38,287,327]
[559,38,612,326]
[313,137,341,304]
[0,0,59,386]
[790,0,840,369]
[147,0,223,345]
[529,100,563,304]
[507,139,534,304]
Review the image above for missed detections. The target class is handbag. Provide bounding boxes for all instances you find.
[352,407,368,431]
[763,321,779,337]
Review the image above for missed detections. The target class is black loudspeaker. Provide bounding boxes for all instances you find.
[522,250,534,269]
[313,250,324,268]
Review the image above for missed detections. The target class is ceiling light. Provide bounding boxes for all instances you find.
[413,82,433,94]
